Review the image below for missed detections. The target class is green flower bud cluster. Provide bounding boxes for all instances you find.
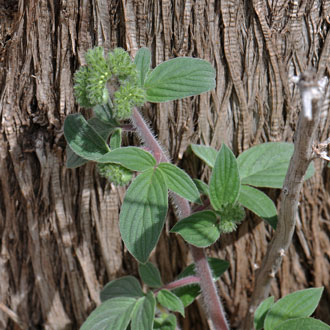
[97,163,133,186]
[217,204,245,233]
[73,47,146,119]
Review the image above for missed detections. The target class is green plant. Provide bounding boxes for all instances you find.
[254,288,330,330]
[64,47,328,330]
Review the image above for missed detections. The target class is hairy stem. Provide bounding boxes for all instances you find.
[131,108,229,330]
[241,72,327,329]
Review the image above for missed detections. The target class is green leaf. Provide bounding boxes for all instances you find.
[209,144,240,210]
[92,103,117,124]
[238,185,277,229]
[190,144,218,168]
[66,116,114,168]
[170,210,220,247]
[110,128,122,150]
[237,142,315,188]
[66,146,88,168]
[144,57,216,103]
[254,296,275,330]
[98,147,156,172]
[87,117,115,140]
[80,297,136,330]
[120,168,168,263]
[134,47,151,87]
[158,163,201,203]
[138,262,163,288]
[153,314,176,330]
[157,290,185,317]
[64,114,110,161]
[264,287,324,330]
[100,276,144,302]
[173,258,229,307]
[273,317,330,330]
[193,179,210,196]
[131,292,156,330]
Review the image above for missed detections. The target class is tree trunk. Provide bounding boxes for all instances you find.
[0,0,329,329]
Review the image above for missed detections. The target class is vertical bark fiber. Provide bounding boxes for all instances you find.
[0,1,329,329]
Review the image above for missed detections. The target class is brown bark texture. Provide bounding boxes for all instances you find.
[0,0,329,329]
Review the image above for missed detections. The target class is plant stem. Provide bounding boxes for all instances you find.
[241,72,327,329]
[131,108,229,330]
[155,275,200,293]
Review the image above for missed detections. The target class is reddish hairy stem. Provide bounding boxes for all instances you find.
[154,275,200,294]
[131,108,229,330]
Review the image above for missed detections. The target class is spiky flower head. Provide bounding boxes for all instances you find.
[97,163,133,186]
[217,204,245,233]
[73,47,146,119]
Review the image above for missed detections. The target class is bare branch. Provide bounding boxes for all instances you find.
[241,71,327,329]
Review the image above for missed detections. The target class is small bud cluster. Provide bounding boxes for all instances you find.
[97,163,133,186]
[217,204,245,233]
[74,47,146,119]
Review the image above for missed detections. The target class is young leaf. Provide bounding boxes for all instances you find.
[110,128,122,150]
[237,142,315,188]
[138,262,163,288]
[209,144,240,210]
[64,114,110,161]
[98,147,156,172]
[173,258,229,307]
[100,276,144,302]
[144,57,216,103]
[272,317,330,330]
[170,210,220,247]
[238,185,277,229]
[193,179,210,196]
[80,297,137,330]
[190,144,218,168]
[254,296,275,330]
[134,47,151,87]
[120,168,168,263]
[158,163,201,203]
[130,292,156,330]
[157,289,185,317]
[154,314,177,330]
[264,287,324,330]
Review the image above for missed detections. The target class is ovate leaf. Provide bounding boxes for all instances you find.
[157,289,185,317]
[98,147,156,172]
[158,162,201,203]
[134,47,151,87]
[138,262,163,288]
[190,144,217,168]
[170,211,220,247]
[64,114,110,161]
[120,168,168,263]
[254,296,275,330]
[273,317,330,330]
[209,144,240,210]
[238,185,277,229]
[131,292,156,330]
[264,287,324,330]
[100,276,144,302]
[237,142,314,188]
[80,297,136,330]
[144,57,216,103]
